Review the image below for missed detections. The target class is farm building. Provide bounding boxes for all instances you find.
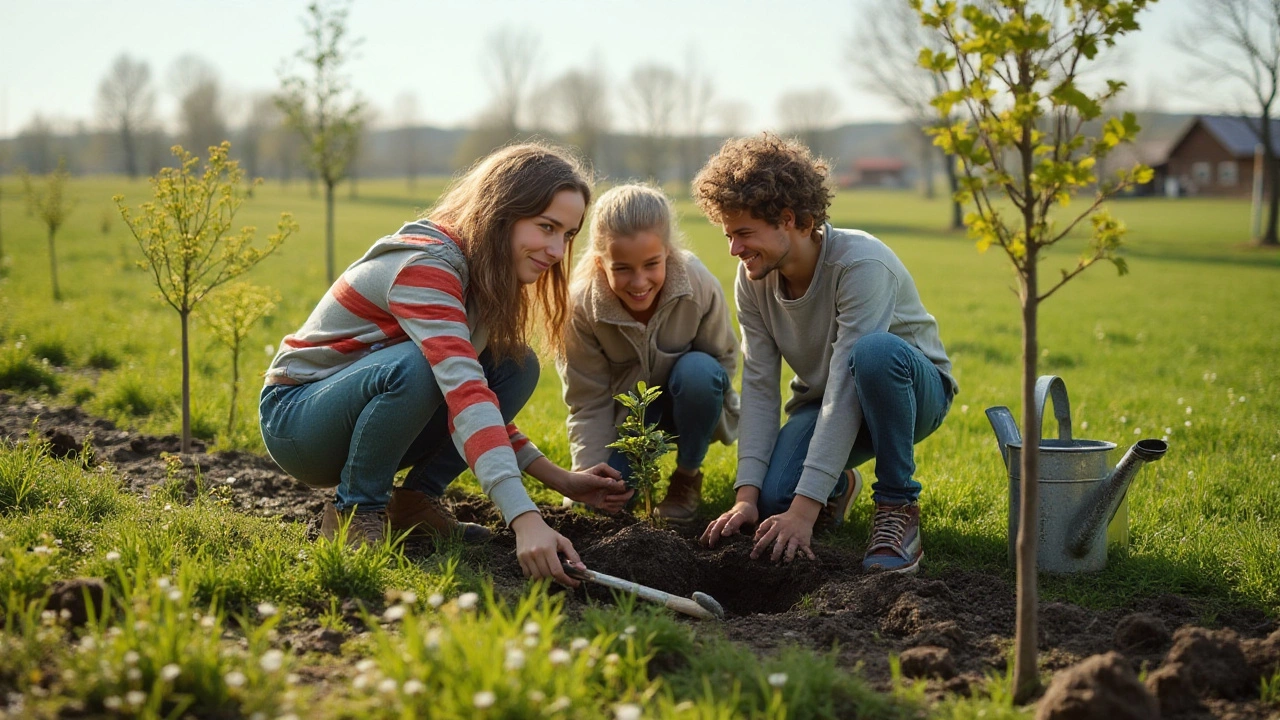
[840,157,909,188]
[1161,115,1280,198]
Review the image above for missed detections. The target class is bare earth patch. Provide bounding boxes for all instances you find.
[3,392,1277,718]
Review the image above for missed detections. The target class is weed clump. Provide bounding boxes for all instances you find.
[0,344,60,394]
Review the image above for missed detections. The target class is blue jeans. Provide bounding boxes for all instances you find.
[606,351,729,481]
[757,332,952,517]
[259,341,540,511]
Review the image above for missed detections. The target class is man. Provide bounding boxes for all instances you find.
[694,134,957,574]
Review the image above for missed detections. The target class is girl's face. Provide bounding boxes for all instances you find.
[510,189,585,285]
[600,229,668,322]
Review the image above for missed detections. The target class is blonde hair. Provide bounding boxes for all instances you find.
[426,142,592,360]
[571,183,683,292]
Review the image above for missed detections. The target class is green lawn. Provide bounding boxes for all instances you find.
[0,175,1277,717]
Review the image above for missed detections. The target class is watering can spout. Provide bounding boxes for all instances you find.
[1067,439,1168,558]
[986,406,1020,467]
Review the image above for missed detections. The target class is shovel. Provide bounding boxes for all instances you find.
[562,561,725,621]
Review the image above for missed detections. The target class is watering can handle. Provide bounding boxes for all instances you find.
[1034,375,1072,441]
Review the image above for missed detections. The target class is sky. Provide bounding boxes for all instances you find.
[0,0,1250,139]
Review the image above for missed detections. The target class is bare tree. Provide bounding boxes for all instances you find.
[484,27,540,139]
[277,0,366,285]
[170,55,229,155]
[625,64,681,181]
[16,115,56,174]
[677,50,716,184]
[545,64,611,167]
[713,99,752,138]
[96,54,155,179]
[776,87,841,158]
[850,0,963,228]
[392,91,424,190]
[1178,0,1280,246]
[240,94,282,183]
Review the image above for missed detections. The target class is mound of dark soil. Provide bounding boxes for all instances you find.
[3,392,1277,719]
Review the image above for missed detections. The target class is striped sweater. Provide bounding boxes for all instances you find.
[264,220,542,524]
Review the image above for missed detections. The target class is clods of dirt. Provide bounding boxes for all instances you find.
[900,645,957,680]
[1036,651,1159,720]
[1114,612,1172,655]
[43,577,107,627]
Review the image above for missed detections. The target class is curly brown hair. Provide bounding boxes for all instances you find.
[692,133,833,233]
[427,142,592,361]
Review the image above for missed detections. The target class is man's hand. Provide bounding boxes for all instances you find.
[751,502,820,563]
[700,501,759,547]
[511,512,581,587]
[561,463,633,513]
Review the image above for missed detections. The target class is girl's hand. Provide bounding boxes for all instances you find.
[511,512,581,587]
[700,501,759,547]
[562,464,633,513]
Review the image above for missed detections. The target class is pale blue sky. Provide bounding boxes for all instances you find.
[0,0,1244,138]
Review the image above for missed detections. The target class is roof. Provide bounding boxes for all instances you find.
[1169,115,1280,159]
[853,157,907,172]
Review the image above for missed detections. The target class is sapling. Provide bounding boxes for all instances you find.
[21,158,75,301]
[606,381,676,519]
[199,282,279,437]
[116,142,297,454]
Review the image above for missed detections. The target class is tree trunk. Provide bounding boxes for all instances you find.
[1013,264,1040,704]
[0,185,6,264]
[325,181,336,285]
[944,149,963,230]
[122,127,138,179]
[227,338,240,436]
[1263,124,1279,246]
[921,132,936,199]
[47,227,61,301]
[180,311,192,454]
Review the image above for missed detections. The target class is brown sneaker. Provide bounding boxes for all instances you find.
[319,502,389,547]
[862,501,923,574]
[386,487,492,543]
[817,469,863,530]
[654,468,703,525]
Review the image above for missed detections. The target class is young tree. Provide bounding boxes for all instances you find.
[200,282,279,436]
[116,142,297,454]
[914,0,1152,701]
[1177,0,1279,246]
[606,382,676,519]
[96,54,155,179]
[276,0,364,285]
[21,158,75,301]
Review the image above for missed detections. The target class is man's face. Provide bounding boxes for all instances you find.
[720,210,793,281]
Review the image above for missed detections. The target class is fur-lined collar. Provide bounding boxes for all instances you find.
[587,249,694,326]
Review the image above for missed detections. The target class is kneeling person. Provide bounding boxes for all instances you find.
[694,135,957,573]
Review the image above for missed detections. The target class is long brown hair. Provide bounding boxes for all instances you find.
[427,142,592,361]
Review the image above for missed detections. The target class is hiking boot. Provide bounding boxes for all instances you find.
[319,502,389,548]
[654,469,703,525]
[818,469,863,530]
[862,501,923,574]
[386,487,492,543]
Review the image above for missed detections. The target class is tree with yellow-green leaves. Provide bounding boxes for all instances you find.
[912,0,1153,702]
[22,158,76,301]
[116,142,297,454]
[201,282,279,437]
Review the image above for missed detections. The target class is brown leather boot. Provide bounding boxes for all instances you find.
[386,487,492,543]
[654,469,703,525]
[319,502,388,548]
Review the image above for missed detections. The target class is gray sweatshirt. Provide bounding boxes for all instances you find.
[735,224,957,504]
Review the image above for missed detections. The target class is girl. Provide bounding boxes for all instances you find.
[558,184,739,525]
[259,143,631,587]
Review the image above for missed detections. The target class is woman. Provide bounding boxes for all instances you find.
[259,143,631,587]
[558,183,739,525]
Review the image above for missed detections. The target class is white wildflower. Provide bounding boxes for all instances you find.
[260,649,284,672]
[352,674,371,690]
[570,637,589,652]
[383,605,407,622]
[768,672,788,688]
[1188,471,1195,478]
[1238,395,1247,403]
[615,704,642,720]
[549,648,571,666]
[201,615,216,629]
[528,690,546,703]
[1119,415,1127,424]
[1164,427,1173,435]
[504,648,525,671]
[523,635,538,648]
[548,696,572,712]
[400,591,417,605]
[403,679,425,695]
[257,602,277,617]
[167,589,183,602]
[156,577,171,589]
[1134,427,1142,435]
[224,670,247,688]
[427,592,444,608]
[523,621,540,636]
[161,664,181,682]
[1177,397,1184,405]
[457,592,479,611]
[31,546,51,555]
[1185,420,1192,428]
[356,659,378,673]
[1186,406,1193,414]
[960,404,969,413]
[604,653,620,666]
[126,690,147,706]
[127,668,142,681]
[103,696,122,710]
[123,651,140,666]
[105,550,121,562]
[378,678,398,694]
[623,625,636,636]
[163,503,172,511]
[473,690,496,709]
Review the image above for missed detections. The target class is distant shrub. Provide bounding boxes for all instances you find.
[100,374,161,417]
[30,337,71,367]
[86,346,120,370]
[0,345,61,394]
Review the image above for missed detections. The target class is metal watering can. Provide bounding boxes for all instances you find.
[986,376,1168,573]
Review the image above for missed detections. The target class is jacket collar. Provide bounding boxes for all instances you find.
[589,249,693,326]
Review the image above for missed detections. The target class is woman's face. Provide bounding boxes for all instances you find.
[510,189,585,285]
[600,229,668,321]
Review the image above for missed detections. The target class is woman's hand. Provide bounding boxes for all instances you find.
[561,463,633,513]
[700,501,759,548]
[750,508,817,563]
[510,512,581,587]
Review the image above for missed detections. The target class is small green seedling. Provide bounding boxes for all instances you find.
[606,381,676,519]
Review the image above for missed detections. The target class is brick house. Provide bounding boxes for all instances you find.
[840,157,909,188]
[1162,115,1280,197]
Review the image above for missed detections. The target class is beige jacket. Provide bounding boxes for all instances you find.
[557,250,741,470]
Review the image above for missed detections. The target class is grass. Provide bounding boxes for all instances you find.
[0,174,1277,716]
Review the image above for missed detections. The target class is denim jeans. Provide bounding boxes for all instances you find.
[259,340,540,511]
[606,351,729,480]
[756,332,952,517]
